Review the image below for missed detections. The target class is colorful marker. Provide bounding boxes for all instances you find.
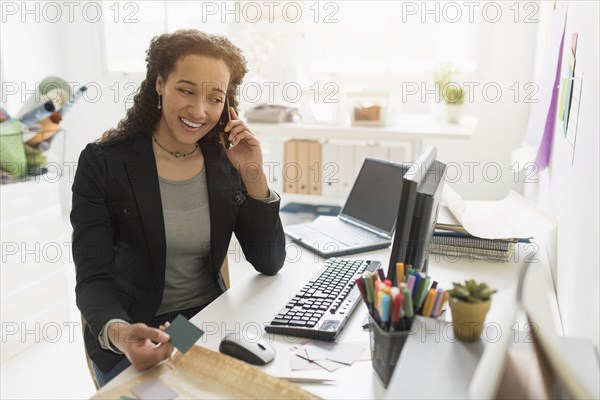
[431,288,444,317]
[414,275,428,307]
[365,273,375,315]
[434,291,449,317]
[380,294,391,330]
[395,262,404,285]
[406,274,416,296]
[355,276,367,304]
[377,291,384,312]
[411,273,421,298]
[417,276,431,308]
[402,287,414,318]
[421,288,437,317]
[392,292,403,326]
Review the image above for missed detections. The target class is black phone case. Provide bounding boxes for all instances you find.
[221,98,233,149]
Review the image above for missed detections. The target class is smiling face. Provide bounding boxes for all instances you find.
[154,55,230,150]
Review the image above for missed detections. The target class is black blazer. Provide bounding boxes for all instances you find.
[71,134,285,371]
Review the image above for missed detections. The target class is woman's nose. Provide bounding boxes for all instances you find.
[189,99,207,118]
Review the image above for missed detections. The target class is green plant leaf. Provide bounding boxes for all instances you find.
[451,279,495,301]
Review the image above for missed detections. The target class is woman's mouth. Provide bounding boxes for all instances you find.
[179,117,204,131]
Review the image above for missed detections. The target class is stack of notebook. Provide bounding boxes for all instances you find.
[429,223,522,262]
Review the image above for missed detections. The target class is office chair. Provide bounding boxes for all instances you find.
[80,317,99,390]
[79,257,230,390]
[220,256,230,289]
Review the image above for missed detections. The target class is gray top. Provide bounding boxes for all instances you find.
[156,169,221,315]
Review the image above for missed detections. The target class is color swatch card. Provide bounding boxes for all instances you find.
[130,378,178,400]
[164,314,204,353]
[303,342,365,366]
[289,350,322,371]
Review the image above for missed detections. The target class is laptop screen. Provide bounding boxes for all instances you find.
[340,158,408,234]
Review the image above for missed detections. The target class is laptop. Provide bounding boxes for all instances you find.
[285,157,409,257]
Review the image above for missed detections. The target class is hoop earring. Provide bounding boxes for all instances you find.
[157,94,162,110]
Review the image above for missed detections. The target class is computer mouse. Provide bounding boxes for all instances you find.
[218,333,276,365]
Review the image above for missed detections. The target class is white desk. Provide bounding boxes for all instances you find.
[100,239,539,398]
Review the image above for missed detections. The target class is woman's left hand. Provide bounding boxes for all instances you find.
[220,108,269,198]
[220,107,263,169]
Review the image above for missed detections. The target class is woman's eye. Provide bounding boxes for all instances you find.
[210,98,225,103]
[179,88,193,95]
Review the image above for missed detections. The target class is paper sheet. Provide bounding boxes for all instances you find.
[442,185,556,239]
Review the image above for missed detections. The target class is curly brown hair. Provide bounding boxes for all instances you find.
[100,29,248,146]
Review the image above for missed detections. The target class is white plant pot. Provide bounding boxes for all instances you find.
[445,103,464,124]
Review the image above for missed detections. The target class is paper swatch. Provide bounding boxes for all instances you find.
[130,378,178,400]
[304,342,365,365]
[290,354,323,371]
[312,359,346,372]
[164,314,204,353]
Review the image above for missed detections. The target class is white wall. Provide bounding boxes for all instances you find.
[527,1,599,351]
[423,6,539,200]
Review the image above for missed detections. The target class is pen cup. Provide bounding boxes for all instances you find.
[368,316,414,388]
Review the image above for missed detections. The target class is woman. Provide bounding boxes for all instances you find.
[71,29,286,387]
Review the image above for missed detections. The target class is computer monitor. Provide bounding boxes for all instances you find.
[387,146,446,282]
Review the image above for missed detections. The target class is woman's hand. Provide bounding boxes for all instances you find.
[107,322,174,371]
[220,108,269,198]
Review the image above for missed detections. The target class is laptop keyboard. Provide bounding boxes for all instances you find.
[299,219,384,246]
[265,258,380,340]
[334,226,383,246]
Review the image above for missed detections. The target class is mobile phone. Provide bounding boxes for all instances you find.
[221,97,233,149]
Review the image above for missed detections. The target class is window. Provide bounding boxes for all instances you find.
[102,1,166,73]
[101,1,477,77]
[101,1,231,73]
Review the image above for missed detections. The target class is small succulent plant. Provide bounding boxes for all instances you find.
[449,280,496,303]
